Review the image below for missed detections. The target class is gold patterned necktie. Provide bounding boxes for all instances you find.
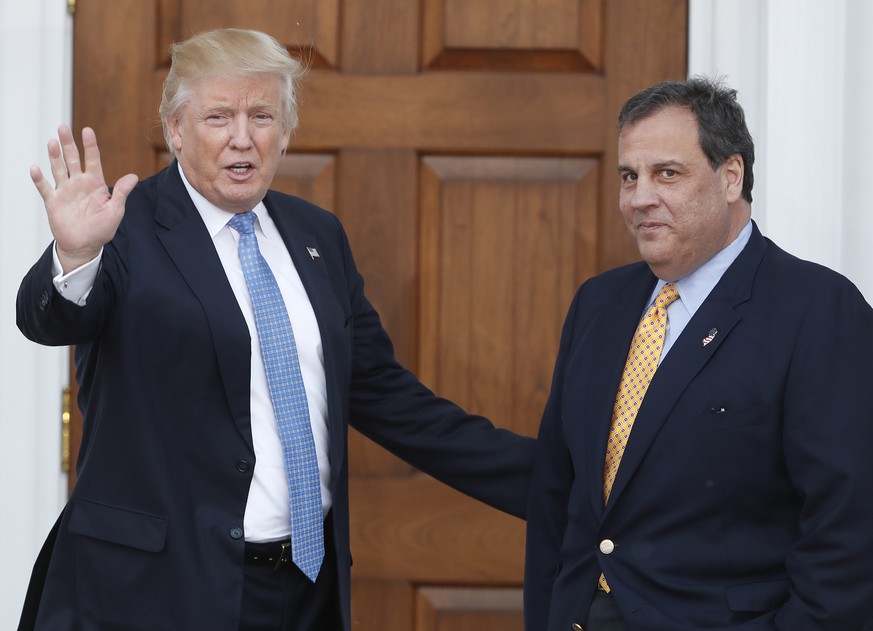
[599,283,679,591]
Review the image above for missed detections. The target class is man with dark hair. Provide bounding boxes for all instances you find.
[524,77,873,630]
[17,28,532,630]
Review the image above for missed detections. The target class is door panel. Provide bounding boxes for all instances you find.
[419,156,597,427]
[71,1,687,627]
[417,587,524,631]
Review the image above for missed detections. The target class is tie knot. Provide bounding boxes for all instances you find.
[228,211,257,235]
[656,283,679,309]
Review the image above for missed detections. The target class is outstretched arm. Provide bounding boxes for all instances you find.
[30,125,137,273]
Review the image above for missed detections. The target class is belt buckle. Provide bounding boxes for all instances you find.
[273,542,291,571]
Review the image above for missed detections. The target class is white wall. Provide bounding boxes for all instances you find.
[1,0,870,627]
[0,0,71,625]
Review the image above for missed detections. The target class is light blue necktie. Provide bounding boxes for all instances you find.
[227,211,324,582]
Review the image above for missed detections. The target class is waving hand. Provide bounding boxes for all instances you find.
[31,125,138,273]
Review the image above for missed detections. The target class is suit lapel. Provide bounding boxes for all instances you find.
[602,225,767,515]
[153,162,254,449]
[583,270,658,517]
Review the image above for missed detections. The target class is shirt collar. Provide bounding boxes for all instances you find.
[177,162,274,240]
[649,219,753,313]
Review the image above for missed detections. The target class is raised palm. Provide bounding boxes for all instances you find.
[31,125,138,273]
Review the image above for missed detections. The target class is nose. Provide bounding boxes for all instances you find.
[626,175,659,210]
[228,115,254,150]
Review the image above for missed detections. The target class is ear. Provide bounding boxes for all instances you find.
[167,116,184,153]
[722,154,744,203]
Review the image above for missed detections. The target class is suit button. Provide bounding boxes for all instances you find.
[229,527,243,540]
[236,460,250,472]
[599,539,615,554]
[572,624,584,631]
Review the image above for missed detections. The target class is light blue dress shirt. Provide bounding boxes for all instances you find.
[647,220,753,362]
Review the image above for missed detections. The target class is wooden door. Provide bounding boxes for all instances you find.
[70,1,687,627]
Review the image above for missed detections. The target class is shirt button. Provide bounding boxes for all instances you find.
[599,539,615,555]
[236,460,250,473]
[229,527,243,540]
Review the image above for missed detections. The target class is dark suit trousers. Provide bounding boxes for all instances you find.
[585,590,627,631]
[240,515,341,631]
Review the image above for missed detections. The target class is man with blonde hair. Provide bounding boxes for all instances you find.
[18,29,531,630]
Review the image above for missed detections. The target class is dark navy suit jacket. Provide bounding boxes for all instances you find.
[525,224,873,630]
[17,162,533,630]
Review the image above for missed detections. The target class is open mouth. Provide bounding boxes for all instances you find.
[228,163,253,174]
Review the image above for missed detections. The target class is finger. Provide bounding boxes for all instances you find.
[46,138,68,187]
[57,124,83,177]
[110,173,139,208]
[81,127,105,182]
[30,165,55,202]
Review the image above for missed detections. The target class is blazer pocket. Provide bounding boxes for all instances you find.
[724,577,789,612]
[68,497,168,553]
[698,403,772,433]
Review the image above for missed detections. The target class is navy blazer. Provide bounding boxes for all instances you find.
[525,224,873,630]
[17,162,533,630]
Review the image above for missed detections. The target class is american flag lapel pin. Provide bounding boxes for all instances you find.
[306,247,320,260]
[702,328,718,346]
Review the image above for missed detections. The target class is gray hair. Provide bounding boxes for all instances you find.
[618,76,755,203]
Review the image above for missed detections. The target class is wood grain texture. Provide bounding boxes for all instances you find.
[443,0,580,49]
[416,587,524,631]
[349,475,525,582]
[74,0,159,185]
[337,149,421,478]
[424,0,602,71]
[341,0,419,73]
[273,153,337,212]
[351,580,414,630]
[598,0,688,272]
[418,156,598,434]
[293,72,607,152]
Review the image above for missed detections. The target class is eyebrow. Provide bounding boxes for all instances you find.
[246,101,278,113]
[652,160,685,170]
[197,104,233,116]
[199,101,278,115]
[616,159,686,174]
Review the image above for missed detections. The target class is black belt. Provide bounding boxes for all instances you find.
[244,539,294,571]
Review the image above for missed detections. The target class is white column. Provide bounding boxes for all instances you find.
[761,0,848,273]
[842,0,873,302]
[688,0,768,220]
[689,0,872,303]
[0,0,71,626]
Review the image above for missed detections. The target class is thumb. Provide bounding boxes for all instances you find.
[110,173,139,206]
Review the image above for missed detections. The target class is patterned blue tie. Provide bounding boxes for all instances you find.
[227,211,324,582]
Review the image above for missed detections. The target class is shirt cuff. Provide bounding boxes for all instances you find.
[51,243,102,306]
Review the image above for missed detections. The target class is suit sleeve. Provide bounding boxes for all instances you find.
[333,214,535,519]
[523,286,580,629]
[775,279,873,630]
[16,238,123,347]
